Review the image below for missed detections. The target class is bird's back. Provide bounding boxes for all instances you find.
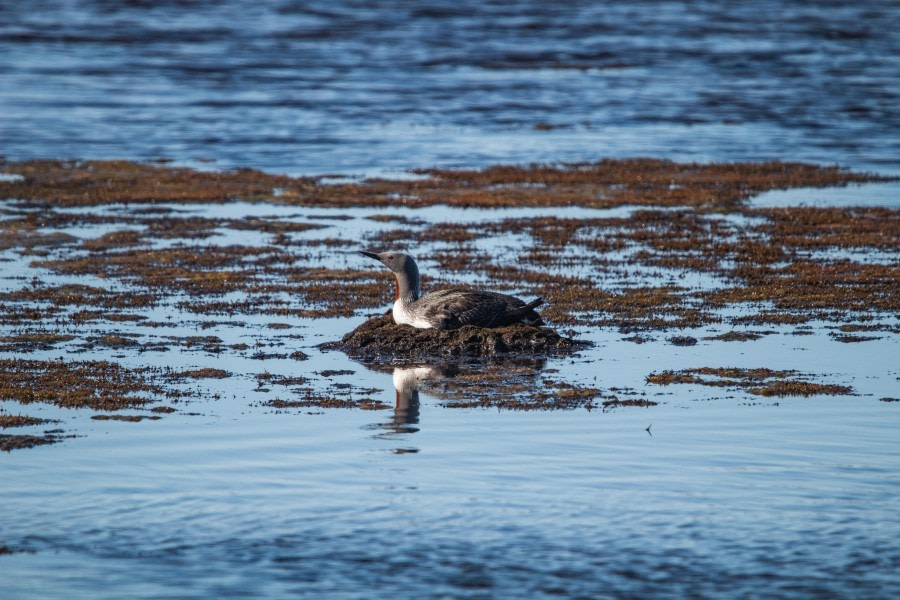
[412,289,543,329]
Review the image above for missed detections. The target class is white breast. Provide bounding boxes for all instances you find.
[392,299,434,329]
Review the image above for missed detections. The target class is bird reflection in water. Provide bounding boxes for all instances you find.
[390,366,432,432]
[369,366,442,452]
[368,359,546,453]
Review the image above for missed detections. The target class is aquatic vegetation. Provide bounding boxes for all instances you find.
[175,368,230,379]
[1,158,889,209]
[261,380,388,411]
[646,367,854,397]
[0,158,895,446]
[264,396,389,411]
[0,359,159,410]
[321,313,585,360]
[0,414,55,428]
[0,332,75,352]
[703,331,766,342]
[90,414,162,422]
[0,359,207,411]
[392,361,606,411]
[0,432,65,452]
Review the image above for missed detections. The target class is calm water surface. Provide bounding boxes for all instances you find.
[2,1,900,598]
[1,199,899,598]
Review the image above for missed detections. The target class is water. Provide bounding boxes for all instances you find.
[2,2,900,597]
[3,400,898,598]
[750,181,900,208]
[1,1,899,175]
[2,199,899,597]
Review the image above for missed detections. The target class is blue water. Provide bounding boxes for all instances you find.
[2,2,900,598]
[1,199,899,598]
[1,0,898,175]
[3,397,898,598]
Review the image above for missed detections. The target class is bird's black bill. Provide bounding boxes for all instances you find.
[359,251,380,260]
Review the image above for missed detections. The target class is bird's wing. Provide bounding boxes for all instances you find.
[420,290,521,328]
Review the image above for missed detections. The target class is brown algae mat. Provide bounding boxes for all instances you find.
[256,373,388,412]
[1,158,895,331]
[0,414,55,428]
[344,360,652,412]
[0,432,68,452]
[419,364,651,411]
[0,412,67,452]
[0,157,898,448]
[0,158,889,209]
[321,313,586,360]
[0,359,215,450]
[0,359,202,411]
[646,367,855,397]
[4,206,896,330]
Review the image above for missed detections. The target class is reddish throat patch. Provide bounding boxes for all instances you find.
[394,275,400,302]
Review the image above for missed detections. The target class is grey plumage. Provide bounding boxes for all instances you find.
[417,289,543,329]
[360,251,543,330]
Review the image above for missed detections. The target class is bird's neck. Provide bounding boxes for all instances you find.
[394,268,420,303]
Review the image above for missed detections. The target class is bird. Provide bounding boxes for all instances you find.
[360,251,544,330]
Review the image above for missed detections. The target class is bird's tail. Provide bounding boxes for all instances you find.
[506,297,544,325]
[523,298,543,311]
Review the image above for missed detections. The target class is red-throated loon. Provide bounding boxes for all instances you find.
[360,251,543,329]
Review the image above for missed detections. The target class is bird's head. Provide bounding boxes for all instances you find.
[359,250,415,275]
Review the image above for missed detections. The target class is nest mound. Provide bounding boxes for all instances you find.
[322,313,586,360]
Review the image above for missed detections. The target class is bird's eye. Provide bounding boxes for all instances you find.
[387,254,394,259]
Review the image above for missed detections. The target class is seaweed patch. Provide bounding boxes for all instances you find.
[321,312,587,360]
[0,157,896,450]
[646,367,854,397]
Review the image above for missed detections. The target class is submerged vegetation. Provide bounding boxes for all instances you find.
[0,359,190,410]
[1,158,888,209]
[646,367,855,397]
[0,158,896,449]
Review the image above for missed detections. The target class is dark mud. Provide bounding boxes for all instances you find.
[321,313,586,360]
